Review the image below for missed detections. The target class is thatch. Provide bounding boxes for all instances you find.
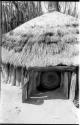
[1,11,79,68]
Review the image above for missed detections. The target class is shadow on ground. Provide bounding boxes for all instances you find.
[25,88,67,105]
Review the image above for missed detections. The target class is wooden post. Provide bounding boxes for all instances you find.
[5,64,8,84]
[22,71,29,102]
[31,71,39,94]
[1,64,5,82]
[10,65,16,86]
[69,72,76,101]
[7,64,11,84]
[2,64,9,84]
[60,72,64,89]
[36,72,41,88]
[27,70,34,97]
[22,82,28,103]
[68,71,72,98]
[63,72,68,98]
[20,67,24,88]
[27,70,40,97]
[16,67,21,87]
[73,67,79,108]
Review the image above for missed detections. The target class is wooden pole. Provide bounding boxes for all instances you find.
[73,67,79,108]
[27,70,34,97]
[68,71,72,98]
[22,81,29,103]
[1,64,5,82]
[20,67,24,88]
[27,70,40,97]
[36,72,41,88]
[63,72,68,98]
[60,72,64,89]
[16,67,21,87]
[2,64,9,84]
[7,64,11,84]
[10,65,16,86]
[69,72,76,101]
[31,71,39,94]
[22,71,29,102]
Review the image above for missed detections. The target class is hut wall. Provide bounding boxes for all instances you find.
[16,67,21,87]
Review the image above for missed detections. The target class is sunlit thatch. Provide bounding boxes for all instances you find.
[1,11,79,68]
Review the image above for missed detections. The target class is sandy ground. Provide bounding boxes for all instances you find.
[0,81,79,124]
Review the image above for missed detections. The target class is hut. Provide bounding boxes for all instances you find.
[1,11,79,107]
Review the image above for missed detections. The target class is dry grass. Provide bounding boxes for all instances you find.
[1,11,79,68]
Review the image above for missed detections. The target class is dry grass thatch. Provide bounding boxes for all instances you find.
[1,11,79,68]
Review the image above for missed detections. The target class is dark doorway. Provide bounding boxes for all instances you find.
[37,71,61,92]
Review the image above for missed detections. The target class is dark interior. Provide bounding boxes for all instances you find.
[27,70,64,105]
[37,71,61,92]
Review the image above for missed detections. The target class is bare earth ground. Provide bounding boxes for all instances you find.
[0,80,79,124]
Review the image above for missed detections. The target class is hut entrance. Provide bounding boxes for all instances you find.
[22,65,79,107]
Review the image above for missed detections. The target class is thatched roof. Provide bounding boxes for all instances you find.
[1,11,79,68]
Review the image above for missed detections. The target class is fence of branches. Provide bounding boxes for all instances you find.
[2,1,79,34]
